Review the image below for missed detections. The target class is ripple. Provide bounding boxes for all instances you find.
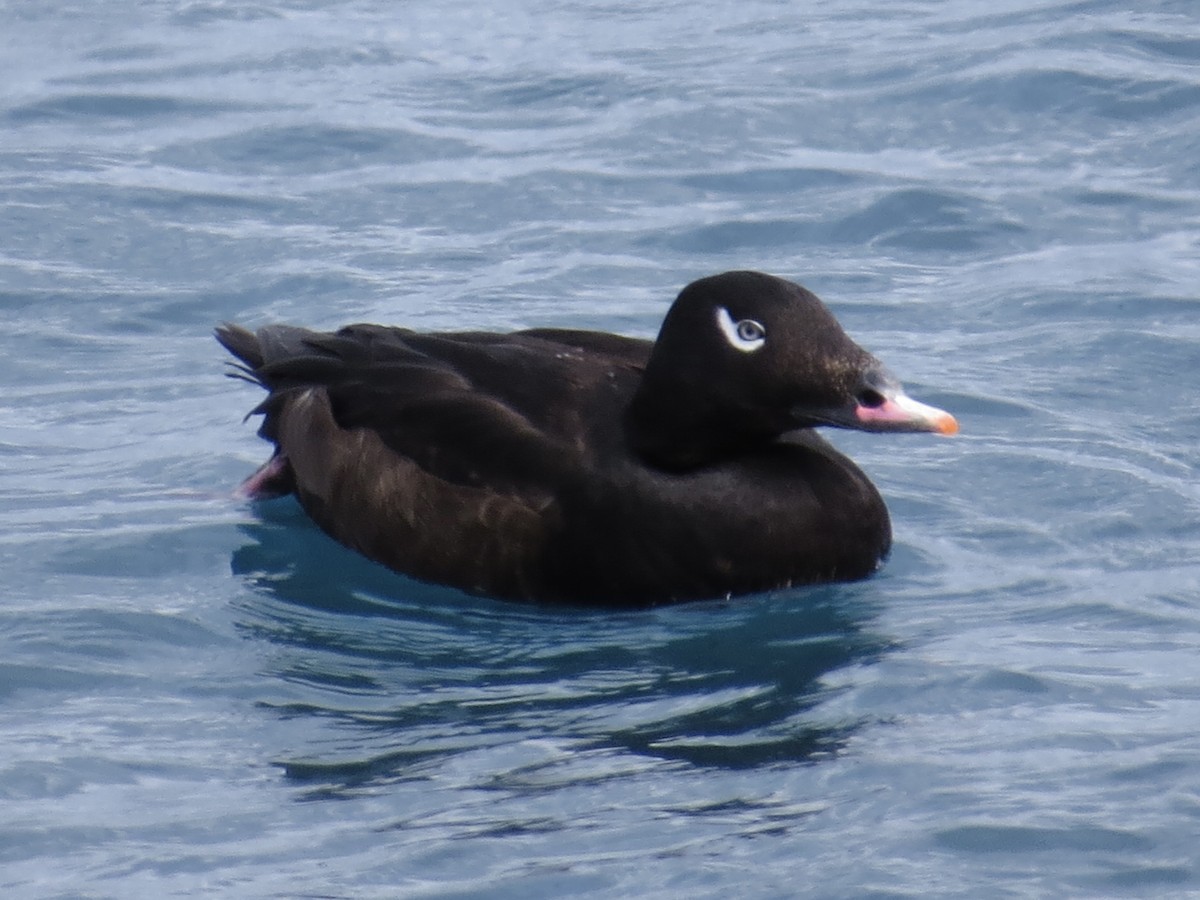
[7,93,244,123]
[936,822,1153,854]
[828,188,1026,251]
[158,123,477,176]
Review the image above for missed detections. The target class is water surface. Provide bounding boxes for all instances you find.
[2,1,1199,896]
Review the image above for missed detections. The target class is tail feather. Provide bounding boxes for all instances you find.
[214,323,266,388]
[216,322,354,392]
[216,322,338,448]
[215,323,263,369]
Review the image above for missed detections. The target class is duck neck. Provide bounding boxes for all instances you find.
[624,384,778,471]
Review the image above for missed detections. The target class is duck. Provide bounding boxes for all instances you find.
[217,270,956,607]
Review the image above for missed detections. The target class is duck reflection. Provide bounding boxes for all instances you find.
[231,502,894,786]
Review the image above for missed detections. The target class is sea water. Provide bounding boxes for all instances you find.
[2,1,1199,896]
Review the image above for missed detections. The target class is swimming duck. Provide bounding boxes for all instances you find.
[217,270,956,606]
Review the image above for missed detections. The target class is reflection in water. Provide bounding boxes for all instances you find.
[231,500,894,790]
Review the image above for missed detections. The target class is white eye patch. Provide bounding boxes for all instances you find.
[715,306,766,352]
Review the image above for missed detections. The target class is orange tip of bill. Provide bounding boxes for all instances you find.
[935,413,959,436]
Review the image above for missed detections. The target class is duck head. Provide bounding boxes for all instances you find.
[626,271,957,469]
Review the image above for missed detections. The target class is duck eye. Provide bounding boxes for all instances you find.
[737,319,765,342]
[715,306,766,353]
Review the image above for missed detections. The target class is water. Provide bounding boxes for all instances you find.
[2,0,1199,896]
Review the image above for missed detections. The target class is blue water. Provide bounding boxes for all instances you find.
[3,0,1199,896]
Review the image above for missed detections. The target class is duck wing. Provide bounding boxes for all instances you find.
[217,322,650,494]
[514,327,653,367]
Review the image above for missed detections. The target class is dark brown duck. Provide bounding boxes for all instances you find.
[217,271,957,606]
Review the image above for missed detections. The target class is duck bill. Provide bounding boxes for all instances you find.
[853,391,958,435]
[790,360,959,436]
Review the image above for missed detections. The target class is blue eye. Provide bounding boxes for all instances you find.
[736,319,765,342]
[716,307,766,352]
